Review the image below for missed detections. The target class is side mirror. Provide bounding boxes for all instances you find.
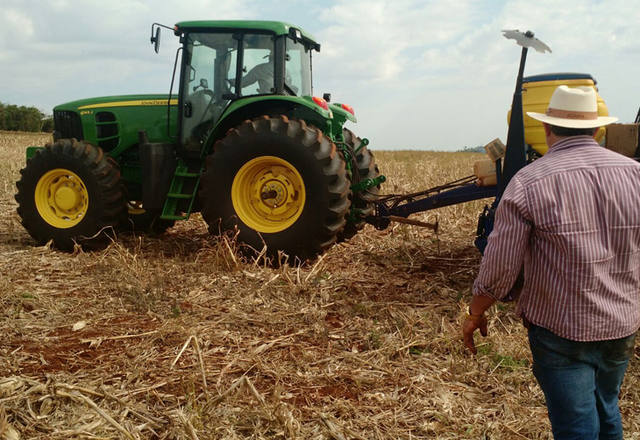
[150,23,171,54]
[151,26,161,53]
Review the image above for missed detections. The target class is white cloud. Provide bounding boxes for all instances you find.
[317,0,477,82]
[1,8,35,40]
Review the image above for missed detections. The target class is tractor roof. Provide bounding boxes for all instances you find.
[174,20,318,46]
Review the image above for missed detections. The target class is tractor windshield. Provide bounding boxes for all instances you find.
[285,37,312,97]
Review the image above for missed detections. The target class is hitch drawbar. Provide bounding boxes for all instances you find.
[366,176,497,231]
[386,215,438,232]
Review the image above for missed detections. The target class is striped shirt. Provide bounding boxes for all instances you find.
[473,135,640,341]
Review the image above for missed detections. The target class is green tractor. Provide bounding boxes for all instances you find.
[15,21,384,259]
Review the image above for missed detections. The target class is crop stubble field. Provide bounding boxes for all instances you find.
[0,131,638,439]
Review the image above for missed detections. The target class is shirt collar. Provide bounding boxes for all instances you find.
[547,135,599,154]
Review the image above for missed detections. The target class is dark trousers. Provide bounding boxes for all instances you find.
[527,324,636,440]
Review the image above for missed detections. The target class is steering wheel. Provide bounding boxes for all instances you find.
[193,78,215,98]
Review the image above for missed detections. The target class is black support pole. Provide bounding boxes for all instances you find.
[499,43,529,196]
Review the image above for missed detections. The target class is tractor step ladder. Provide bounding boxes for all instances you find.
[160,160,202,221]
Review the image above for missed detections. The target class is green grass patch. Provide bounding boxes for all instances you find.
[478,343,529,371]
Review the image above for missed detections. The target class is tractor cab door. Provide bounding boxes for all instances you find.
[179,32,277,152]
[180,32,238,152]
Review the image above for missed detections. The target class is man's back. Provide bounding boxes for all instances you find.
[512,135,640,340]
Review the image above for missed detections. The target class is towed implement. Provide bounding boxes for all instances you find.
[15,21,384,260]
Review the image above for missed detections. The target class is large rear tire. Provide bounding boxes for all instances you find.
[339,128,381,241]
[15,139,124,250]
[200,115,350,260]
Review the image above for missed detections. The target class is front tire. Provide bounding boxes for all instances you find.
[15,139,124,250]
[200,115,350,260]
[339,128,381,241]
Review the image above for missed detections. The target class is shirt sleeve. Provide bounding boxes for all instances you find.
[473,175,532,300]
[242,63,269,88]
[242,65,261,87]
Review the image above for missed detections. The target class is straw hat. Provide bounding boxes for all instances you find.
[527,85,618,128]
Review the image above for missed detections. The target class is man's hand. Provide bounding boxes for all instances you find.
[463,314,488,354]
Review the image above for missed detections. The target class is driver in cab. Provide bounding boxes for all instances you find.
[241,52,275,94]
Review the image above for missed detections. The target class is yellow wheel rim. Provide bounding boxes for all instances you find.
[231,156,305,233]
[34,169,89,228]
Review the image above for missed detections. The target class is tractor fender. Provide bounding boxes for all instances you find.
[205,96,334,155]
[328,103,357,140]
[329,103,357,124]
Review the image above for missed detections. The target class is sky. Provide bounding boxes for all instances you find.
[1,0,639,150]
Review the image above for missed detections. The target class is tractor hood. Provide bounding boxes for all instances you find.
[52,94,178,157]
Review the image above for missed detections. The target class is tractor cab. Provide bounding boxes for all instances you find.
[161,22,318,153]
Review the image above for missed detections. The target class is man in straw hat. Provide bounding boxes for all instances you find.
[462,85,639,439]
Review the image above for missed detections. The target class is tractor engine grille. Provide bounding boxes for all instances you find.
[53,110,83,141]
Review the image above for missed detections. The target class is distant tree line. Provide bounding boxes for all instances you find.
[0,102,53,132]
[459,145,485,153]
